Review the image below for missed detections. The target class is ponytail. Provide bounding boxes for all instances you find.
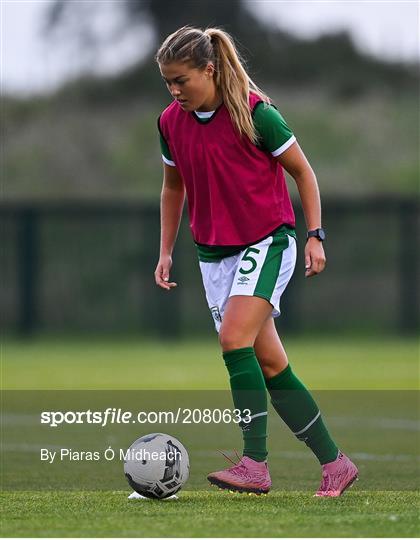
[204,28,270,144]
[156,26,271,144]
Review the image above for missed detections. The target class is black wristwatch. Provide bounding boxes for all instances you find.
[307,228,326,242]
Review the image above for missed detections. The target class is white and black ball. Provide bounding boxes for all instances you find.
[124,433,189,499]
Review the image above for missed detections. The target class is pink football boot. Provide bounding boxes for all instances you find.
[315,451,359,497]
[208,454,271,494]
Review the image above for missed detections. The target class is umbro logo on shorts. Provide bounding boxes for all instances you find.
[237,276,250,284]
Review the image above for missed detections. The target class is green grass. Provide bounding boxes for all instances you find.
[1,491,419,537]
[2,336,418,390]
[1,336,419,537]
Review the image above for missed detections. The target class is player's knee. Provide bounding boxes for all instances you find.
[256,352,289,378]
[259,363,284,379]
[218,329,252,352]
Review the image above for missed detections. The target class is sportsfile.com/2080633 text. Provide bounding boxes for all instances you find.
[40,408,252,427]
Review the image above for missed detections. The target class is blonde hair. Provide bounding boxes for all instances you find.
[155,26,271,144]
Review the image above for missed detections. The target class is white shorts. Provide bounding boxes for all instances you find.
[199,230,297,332]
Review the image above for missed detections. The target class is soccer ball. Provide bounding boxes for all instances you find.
[123,433,189,499]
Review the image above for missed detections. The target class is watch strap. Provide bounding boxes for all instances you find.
[307,228,325,241]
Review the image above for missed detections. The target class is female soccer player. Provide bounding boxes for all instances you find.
[154,26,358,497]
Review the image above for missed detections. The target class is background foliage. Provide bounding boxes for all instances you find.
[3,0,419,200]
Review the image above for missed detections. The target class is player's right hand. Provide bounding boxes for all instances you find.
[154,256,178,291]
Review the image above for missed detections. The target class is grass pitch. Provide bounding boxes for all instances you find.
[1,336,419,537]
[2,335,418,390]
[1,491,419,537]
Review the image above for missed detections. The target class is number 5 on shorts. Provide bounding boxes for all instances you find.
[239,247,261,275]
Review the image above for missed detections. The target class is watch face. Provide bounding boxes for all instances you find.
[318,229,326,241]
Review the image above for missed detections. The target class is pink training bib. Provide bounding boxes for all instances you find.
[158,93,295,246]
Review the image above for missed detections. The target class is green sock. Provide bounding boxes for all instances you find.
[223,347,268,462]
[265,364,338,465]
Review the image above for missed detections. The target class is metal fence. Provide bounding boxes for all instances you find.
[1,197,418,337]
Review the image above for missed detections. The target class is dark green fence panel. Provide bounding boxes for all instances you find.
[1,197,418,337]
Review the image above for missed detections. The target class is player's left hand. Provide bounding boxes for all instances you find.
[305,238,326,277]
